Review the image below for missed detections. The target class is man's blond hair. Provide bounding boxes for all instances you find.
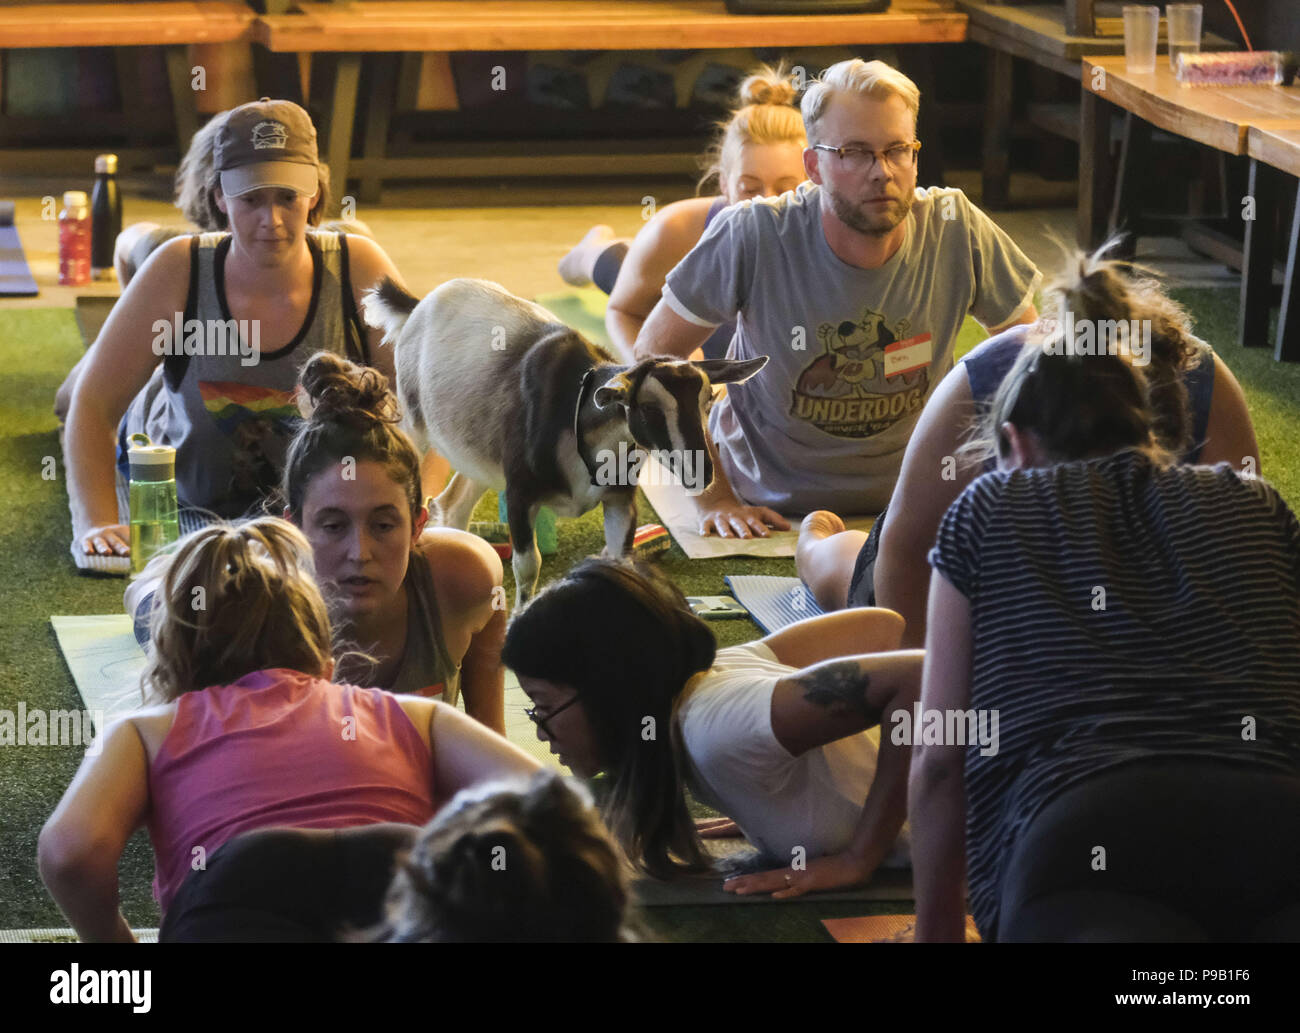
[800,59,921,145]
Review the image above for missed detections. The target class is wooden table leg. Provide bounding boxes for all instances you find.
[982,49,1013,209]
[1276,180,1300,362]
[163,45,200,162]
[327,54,362,215]
[1108,111,1152,258]
[360,54,399,206]
[1239,159,1279,350]
[1077,88,1112,249]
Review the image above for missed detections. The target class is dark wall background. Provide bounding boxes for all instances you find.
[1202,0,1300,52]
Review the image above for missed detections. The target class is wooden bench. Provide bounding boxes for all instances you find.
[251,0,969,202]
[0,2,255,171]
[1080,55,1300,361]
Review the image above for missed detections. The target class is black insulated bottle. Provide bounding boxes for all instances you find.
[91,153,122,280]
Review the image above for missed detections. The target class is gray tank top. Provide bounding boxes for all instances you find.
[386,551,462,705]
[127,230,368,517]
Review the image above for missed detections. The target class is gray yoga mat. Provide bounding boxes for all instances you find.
[0,200,39,297]
[76,294,116,347]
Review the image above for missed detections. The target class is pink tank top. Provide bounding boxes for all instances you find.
[147,668,435,914]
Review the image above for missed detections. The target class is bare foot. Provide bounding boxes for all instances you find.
[557,224,618,287]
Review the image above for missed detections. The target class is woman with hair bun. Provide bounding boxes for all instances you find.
[281,352,508,730]
[502,556,921,895]
[910,306,1300,942]
[557,65,808,361]
[796,241,1262,648]
[40,517,539,942]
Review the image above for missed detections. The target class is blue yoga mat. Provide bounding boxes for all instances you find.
[723,575,825,634]
[0,201,39,297]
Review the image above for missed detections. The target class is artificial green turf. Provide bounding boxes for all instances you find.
[3,288,1297,941]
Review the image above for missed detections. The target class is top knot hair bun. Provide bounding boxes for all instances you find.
[737,68,800,109]
[297,351,400,429]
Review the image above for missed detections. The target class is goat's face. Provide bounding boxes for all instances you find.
[592,355,767,495]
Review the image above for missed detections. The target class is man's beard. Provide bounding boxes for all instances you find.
[829,187,914,237]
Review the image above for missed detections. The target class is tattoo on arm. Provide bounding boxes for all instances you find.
[798,661,875,722]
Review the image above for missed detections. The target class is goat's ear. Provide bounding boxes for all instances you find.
[693,355,769,386]
[593,373,633,410]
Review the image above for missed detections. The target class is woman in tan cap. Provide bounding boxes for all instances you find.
[63,98,433,567]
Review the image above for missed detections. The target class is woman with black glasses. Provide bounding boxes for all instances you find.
[504,557,921,896]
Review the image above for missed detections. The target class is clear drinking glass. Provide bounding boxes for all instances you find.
[1123,5,1160,75]
[1166,4,1203,71]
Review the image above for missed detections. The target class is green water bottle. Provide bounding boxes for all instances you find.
[127,433,180,577]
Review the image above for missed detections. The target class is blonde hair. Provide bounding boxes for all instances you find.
[964,239,1206,468]
[697,64,807,195]
[139,518,334,704]
[800,59,921,146]
[175,109,332,231]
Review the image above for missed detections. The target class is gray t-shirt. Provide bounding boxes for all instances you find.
[662,182,1041,514]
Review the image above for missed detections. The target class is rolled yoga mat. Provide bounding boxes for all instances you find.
[0,200,39,297]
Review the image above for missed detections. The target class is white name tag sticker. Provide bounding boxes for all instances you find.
[884,333,933,378]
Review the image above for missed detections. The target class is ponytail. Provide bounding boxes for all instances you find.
[140,517,334,703]
[966,239,1206,467]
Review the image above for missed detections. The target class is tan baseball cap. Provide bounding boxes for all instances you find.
[216,98,320,198]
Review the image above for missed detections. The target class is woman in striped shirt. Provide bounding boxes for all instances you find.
[910,252,1300,942]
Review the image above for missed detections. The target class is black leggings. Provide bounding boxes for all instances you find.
[592,241,630,296]
[846,503,887,608]
[998,761,1300,942]
[160,823,419,943]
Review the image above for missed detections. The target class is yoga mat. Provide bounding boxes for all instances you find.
[822,913,980,943]
[50,615,147,732]
[723,575,824,634]
[503,669,565,772]
[638,452,875,559]
[50,614,563,771]
[0,200,39,297]
[533,287,614,352]
[634,866,914,908]
[0,928,158,944]
[76,295,116,348]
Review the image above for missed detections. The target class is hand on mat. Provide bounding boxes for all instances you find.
[695,817,743,839]
[695,500,790,540]
[722,852,873,899]
[78,523,130,558]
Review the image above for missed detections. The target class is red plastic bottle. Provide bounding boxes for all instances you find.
[58,190,91,286]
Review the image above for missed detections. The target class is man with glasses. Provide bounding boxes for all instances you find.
[633,59,1041,537]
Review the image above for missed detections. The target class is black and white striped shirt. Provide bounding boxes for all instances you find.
[929,449,1300,941]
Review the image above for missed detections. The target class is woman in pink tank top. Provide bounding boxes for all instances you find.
[38,518,539,942]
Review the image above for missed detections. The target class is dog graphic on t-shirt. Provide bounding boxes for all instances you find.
[790,307,929,439]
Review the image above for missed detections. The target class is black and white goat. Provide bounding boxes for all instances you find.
[363,277,766,604]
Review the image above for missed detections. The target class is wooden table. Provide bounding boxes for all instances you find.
[959,2,1230,209]
[0,2,255,165]
[252,0,968,202]
[1080,56,1300,361]
[1244,126,1300,361]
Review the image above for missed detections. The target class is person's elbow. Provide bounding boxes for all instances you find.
[37,820,115,892]
[908,744,961,803]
